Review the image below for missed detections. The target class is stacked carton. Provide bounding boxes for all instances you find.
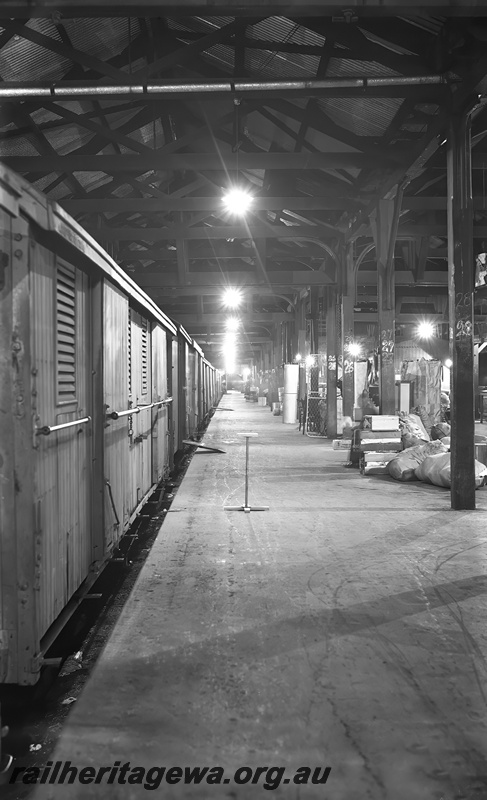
[358,416,402,475]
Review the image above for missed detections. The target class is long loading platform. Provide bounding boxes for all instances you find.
[32,393,487,800]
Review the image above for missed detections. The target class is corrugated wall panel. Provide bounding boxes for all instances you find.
[0,208,16,681]
[30,241,61,630]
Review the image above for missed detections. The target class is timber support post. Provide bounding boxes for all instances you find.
[447,102,480,510]
[326,287,337,438]
[341,243,355,419]
[371,191,404,415]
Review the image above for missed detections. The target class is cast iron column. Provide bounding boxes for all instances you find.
[447,105,477,510]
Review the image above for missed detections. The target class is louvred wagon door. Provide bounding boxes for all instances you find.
[32,254,92,633]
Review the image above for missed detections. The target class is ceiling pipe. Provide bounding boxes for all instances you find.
[0,75,454,100]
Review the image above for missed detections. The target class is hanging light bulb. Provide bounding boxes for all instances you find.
[222,188,253,216]
[416,320,435,339]
[222,288,243,309]
[347,342,362,357]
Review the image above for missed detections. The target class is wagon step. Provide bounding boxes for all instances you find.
[183,439,226,454]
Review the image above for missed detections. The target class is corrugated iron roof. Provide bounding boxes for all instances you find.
[43,126,95,155]
[205,44,234,72]
[398,15,446,35]
[61,17,140,60]
[246,48,320,78]
[168,17,234,35]
[32,173,58,192]
[326,57,400,78]
[0,19,70,82]
[45,181,71,200]
[318,96,404,138]
[0,137,40,156]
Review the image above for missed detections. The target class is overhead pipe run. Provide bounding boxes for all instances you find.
[0,75,454,100]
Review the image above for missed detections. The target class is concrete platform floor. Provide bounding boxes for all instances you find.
[33,393,487,800]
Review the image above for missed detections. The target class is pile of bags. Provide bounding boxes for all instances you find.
[387,440,448,482]
[387,438,487,489]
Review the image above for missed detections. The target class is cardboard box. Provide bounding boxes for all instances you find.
[332,439,352,450]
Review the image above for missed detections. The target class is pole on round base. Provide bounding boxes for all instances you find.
[224,433,269,513]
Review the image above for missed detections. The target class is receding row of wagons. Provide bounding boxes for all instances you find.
[0,165,221,684]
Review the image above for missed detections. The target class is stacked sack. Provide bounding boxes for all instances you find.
[387,440,449,482]
[415,452,487,489]
[388,434,487,489]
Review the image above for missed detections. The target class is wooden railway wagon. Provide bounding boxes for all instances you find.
[0,165,220,684]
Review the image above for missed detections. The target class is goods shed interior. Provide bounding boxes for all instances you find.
[2,6,487,799]
[2,1,487,513]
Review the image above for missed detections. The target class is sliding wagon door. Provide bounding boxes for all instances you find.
[32,253,92,631]
[151,324,169,483]
[103,281,129,546]
[127,307,153,516]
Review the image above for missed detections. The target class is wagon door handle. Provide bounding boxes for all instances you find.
[35,416,91,435]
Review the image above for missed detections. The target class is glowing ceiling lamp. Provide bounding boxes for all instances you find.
[222,188,253,216]
[225,317,240,331]
[305,355,316,368]
[295,353,302,362]
[222,287,243,309]
[347,342,362,358]
[445,358,453,368]
[416,320,435,339]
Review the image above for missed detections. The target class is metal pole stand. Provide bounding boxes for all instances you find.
[224,432,269,513]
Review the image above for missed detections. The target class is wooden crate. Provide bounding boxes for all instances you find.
[358,430,402,452]
[362,452,398,463]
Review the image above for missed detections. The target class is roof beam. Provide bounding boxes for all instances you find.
[135,269,449,290]
[1,152,400,173]
[61,196,358,213]
[86,223,342,241]
[165,312,290,325]
[139,285,296,297]
[118,242,329,260]
[91,221,487,241]
[137,270,335,288]
[4,2,486,17]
